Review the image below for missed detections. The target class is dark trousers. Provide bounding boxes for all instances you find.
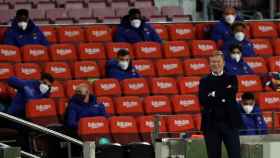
[203,122,241,158]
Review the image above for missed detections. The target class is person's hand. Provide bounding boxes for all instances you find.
[208,91,216,97]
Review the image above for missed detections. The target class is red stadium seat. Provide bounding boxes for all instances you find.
[121,78,150,96]
[49,81,65,98]
[96,96,115,115]
[0,82,7,94]
[267,56,280,72]
[26,98,59,126]
[251,39,273,56]
[85,25,112,42]
[44,62,71,80]
[0,45,20,62]
[152,24,169,40]
[105,42,134,59]
[191,40,217,57]
[133,42,162,59]
[237,75,262,92]
[40,26,57,43]
[171,95,200,113]
[156,59,183,76]
[178,76,200,94]
[0,63,13,80]
[273,39,280,56]
[257,92,280,111]
[150,77,178,95]
[78,116,111,142]
[109,116,140,144]
[166,114,195,137]
[162,41,190,58]
[195,23,213,40]
[249,22,277,38]
[115,96,144,116]
[21,45,49,62]
[132,60,156,77]
[243,57,268,74]
[94,79,121,96]
[50,44,77,61]
[15,63,41,80]
[168,23,194,41]
[183,58,210,76]
[73,61,100,79]
[275,113,280,129]
[144,95,172,115]
[262,112,273,129]
[192,114,201,130]
[57,26,85,43]
[78,43,106,60]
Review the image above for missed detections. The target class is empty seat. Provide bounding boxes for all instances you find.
[192,114,201,130]
[0,82,7,93]
[166,114,195,137]
[162,41,190,58]
[150,77,178,95]
[171,95,200,114]
[0,63,14,80]
[195,23,214,40]
[121,78,149,96]
[44,62,72,80]
[262,112,273,129]
[78,43,106,60]
[29,9,46,21]
[273,39,280,56]
[178,76,201,94]
[237,75,262,92]
[0,10,15,24]
[115,7,131,17]
[65,80,91,97]
[110,0,130,8]
[140,7,161,19]
[133,42,162,59]
[156,58,183,76]
[249,22,277,38]
[144,95,172,114]
[49,81,65,98]
[0,3,9,10]
[21,45,49,62]
[26,98,59,126]
[168,24,194,41]
[88,0,107,9]
[134,0,153,7]
[13,2,32,10]
[243,57,268,74]
[183,58,210,76]
[73,61,100,79]
[15,63,41,80]
[50,44,77,61]
[257,92,280,111]
[97,96,115,115]
[251,39,273,56]
[36,1,56,11]
[191,40,217,57]
[40,26,57,43]
[0,45,21,62]
[115,96,144,116]
[267,56,280,72]
[85,25,112,42]
[64,1,85,9]
[152,24,169,40]
[46,8,71,23]
[78,116,111,141]
[105,42,134,59]
[161,6,187,20]
[109,116,140,144]
[68,8,92,22]
[94,79,121,96]
[132,60,156,77]
[57,26,85,43]
[93,7,117,22]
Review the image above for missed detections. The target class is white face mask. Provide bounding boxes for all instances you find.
[230,53,241,62]
[119,61,129,70]
[130,19,141,28]
[224,15,236,24]
[235,32,245,42]
[39,83,50,94]
[243,105,254,114]
[17,21,28,30]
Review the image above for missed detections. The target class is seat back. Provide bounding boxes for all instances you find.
[156,59,183,76]
[132,60,156,77]
[0,45,21,62]
[78,43,106,60]
[44,62,72,80]
[267,56,280,72]
[250,22,277,38]
[97,96,115,115]
[121,78,150,96]
[162,41,190,58]
[178,76,200,94]
[251,39,273,56]
[50,44,77,61]
[191,40,217,57]
[15,63,41,80]
[22,45,49,62]
[166,114,195,137]
[243,57,268,74]
[65,80,91,97]
[168,24,194,41]
[152,24,169,40]
[73,61,100,79]
[57,26,85,43]
[0,63,14,80]
[85,25,112,42]
[183,58,210,76]
[144,95,172,114]
[49,81,65,98]
[115,96,144,116]
[150,77,178,95]
[237,75,262,92]
[257,92,280,111]
[171,95,200,113]
[106,42,134,59]
[94,79,121,96]
[40,26,57,43]
[134,42,162,59]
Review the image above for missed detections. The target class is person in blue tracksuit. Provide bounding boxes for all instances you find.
[114,8,162,44]
[6,73,54,119]
[4,9,49,47]
[225,44,254,75]
[238,92,268,135]
[106,49,141,80]
[66,84,107,130]
[222,22,255,59]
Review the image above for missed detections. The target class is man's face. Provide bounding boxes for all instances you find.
[209,55,224,74]
[233,25,245,34]
[118,54,130,63]
[224,7,236,17]
[241,99,255,107]
[16,15,28,23]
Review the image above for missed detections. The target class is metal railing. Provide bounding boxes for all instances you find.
[0,142,40,158]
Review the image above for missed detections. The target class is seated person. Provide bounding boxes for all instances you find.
[222,22,255,58]
[106,49,141,80]
[66,84,106,130]
[238,92,267,135]
[7,73,54,118]
[4,9,49,47]
[225,44,254,75]
[263,72,280,92]
[114,8,162,43]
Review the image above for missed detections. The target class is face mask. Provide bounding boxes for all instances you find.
[230,53,241,62]
[130,19,141,28]
[39,83,50,94]
[243,105,254,114]
[17,21,28,30]
[119,61,129,70]
[224,15,235,24]
[235,32,245,42]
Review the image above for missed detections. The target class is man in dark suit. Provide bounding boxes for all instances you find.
[199,51,242,158]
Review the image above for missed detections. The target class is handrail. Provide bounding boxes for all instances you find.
[0,142,41,158]
[0,112,83,146]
